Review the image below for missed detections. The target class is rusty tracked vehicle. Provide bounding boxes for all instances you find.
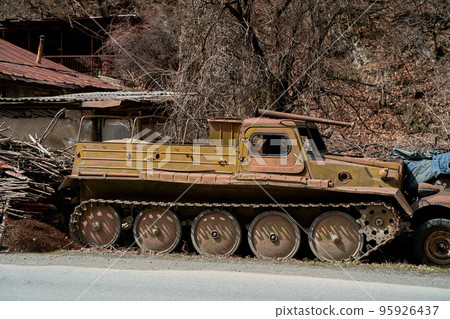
[62,109,450,265]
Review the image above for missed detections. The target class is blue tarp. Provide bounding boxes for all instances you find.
[390,148,450,191]
[432,152,450,177]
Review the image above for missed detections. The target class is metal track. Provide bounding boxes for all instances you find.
[69,198,400,262]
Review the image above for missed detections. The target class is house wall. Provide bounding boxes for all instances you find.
[0,104,169,150]
[0,116,81,149]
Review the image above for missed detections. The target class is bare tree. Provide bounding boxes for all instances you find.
[103,3,180,89]
[0,0,151,19]
[173,0,449,146]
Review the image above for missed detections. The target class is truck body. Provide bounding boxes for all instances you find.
[64,111,450,265]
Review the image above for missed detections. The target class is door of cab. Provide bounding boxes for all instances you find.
[239,126,304,174]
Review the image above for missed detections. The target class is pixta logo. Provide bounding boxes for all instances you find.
[192,139,237,167]
[126,128,172,175]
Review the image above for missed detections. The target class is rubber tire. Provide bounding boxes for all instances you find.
[413,218,450,266]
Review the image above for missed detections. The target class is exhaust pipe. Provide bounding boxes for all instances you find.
[35,35,45,64]
[255,109,354,128]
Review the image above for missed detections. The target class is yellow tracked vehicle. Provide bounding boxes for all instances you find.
[62,110,450,264]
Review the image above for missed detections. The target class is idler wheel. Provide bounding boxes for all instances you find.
[308,211,363,262]
[133,207,181,253]
[77,204,121,247]
[248,211,301,259]
[191,209,241,256]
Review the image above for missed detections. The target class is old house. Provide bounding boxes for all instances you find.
[0,37,116,97]
[0,16,140,76]
[0,91,175,148]
[0,36,177,149]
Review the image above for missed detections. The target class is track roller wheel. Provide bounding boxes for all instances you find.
[133,207,182,253]
[308,211,363,262]
[77,204,121,247]
[248,211,301,259]
[191,209,241,256]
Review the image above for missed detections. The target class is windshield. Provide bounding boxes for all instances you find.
[297,126,328,155]
[78,117,133,142]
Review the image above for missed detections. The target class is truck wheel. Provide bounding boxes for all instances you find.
[413,218,450,265]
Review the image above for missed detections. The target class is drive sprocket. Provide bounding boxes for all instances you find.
[357,204,400,244]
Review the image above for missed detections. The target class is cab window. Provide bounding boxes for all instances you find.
[250,134,292,156]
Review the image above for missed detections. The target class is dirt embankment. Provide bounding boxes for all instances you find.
[1,218,78,252]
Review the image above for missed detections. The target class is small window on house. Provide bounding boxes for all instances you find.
[250,134,291,156]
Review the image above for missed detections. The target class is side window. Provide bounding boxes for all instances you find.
[297,127,327,154]
[250,134,291,156]
[300,135,313,153]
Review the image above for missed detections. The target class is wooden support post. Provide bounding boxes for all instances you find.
[0,200,10,247]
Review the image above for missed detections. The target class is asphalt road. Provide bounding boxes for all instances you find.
[0,251,449,301]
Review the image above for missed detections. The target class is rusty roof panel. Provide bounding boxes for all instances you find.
[0,38,115,90]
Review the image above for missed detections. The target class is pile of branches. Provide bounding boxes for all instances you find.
[0,124,74,219]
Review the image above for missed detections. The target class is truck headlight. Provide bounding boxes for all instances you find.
[379,168,389,181]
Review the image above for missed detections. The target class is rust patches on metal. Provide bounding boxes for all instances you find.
[418,195,450,209]
[417,182,441,197]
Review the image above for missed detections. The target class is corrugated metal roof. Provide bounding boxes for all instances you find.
[0,16,141,25]
[0,38,115,90]
[0,91,179,103]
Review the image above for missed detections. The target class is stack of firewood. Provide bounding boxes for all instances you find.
[0,126,74,218]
